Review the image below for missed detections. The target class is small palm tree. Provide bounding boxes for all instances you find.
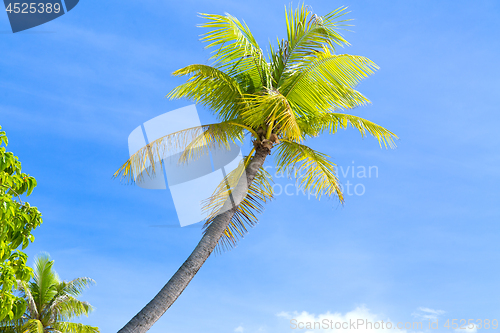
[115,5,397,332]
[0,254,99,333]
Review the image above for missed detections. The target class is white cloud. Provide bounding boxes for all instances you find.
[234,326,244,333]
[412,307,445,321]
[278,306,409,333]
[277,311,293,319]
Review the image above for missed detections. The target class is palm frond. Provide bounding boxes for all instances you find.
[62,278,95,298]
[32,254,59,313]
[167,64,243,121]
[114,121,245,183]
[308,113,398,148]
[21,319,43,333]
[53,322,99,333]
[275,140,343,201]
[241,90,302,141]
[199,13,261,65]
[202,159,273,251]
[198,13,270,90]
[17,280,38,320]
[273,5,350,85]
[52,296,93,321]
[286,4,350,52]
[283,49,378,112]
[179,121,249,163]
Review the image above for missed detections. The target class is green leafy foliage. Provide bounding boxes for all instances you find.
[0,127,43,321]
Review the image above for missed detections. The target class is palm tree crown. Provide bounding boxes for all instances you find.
[116,5,397,250]
[0,254,99,333]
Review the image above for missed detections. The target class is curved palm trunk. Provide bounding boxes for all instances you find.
[118,146,270,333]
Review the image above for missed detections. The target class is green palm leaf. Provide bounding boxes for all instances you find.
[61,278,95,298]
[241,90,302,142]
[284,49,378,112]
[274,5,350,85]
[202,160,273,251]
[321,113,397,148]
[275,140,343,201]
[53,322,99,333]
[300,112,398,148]
[178,121,252,163]
[49,295,93,322]
[114,121,246,183]
[167,64,244,121]
[31,255,59,314]
[21,319,44,333]
[18,281,38,320]
[198,13,269,89]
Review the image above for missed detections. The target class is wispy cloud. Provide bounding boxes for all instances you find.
[411,307,445,321]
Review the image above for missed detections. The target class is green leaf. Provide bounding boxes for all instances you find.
[12,298,27,320]
[0,128,42,320]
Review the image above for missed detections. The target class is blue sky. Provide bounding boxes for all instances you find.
[1,0,500,332]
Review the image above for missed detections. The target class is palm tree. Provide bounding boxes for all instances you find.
[114,4,397,332]
[0,254,99,333]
